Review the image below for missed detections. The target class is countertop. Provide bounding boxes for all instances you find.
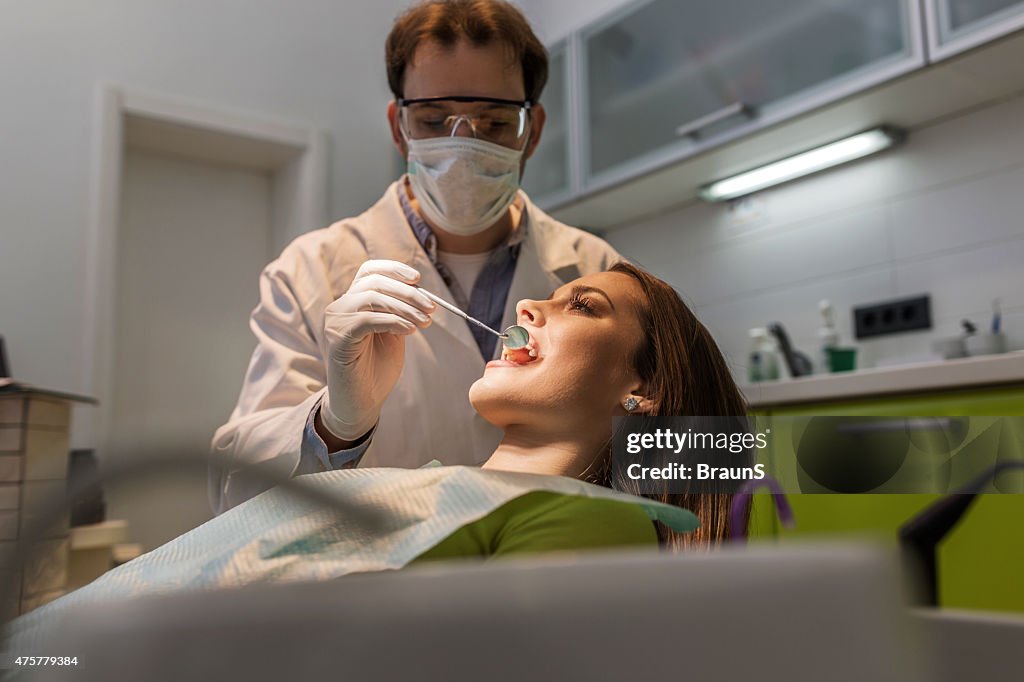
[0,378,98,404]
[740,351,1024,408]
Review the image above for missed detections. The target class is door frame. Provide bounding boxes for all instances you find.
[81,84,329,452]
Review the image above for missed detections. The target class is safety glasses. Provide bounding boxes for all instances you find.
[398,96,532,150]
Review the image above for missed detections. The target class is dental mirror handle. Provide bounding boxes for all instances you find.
[418,287,505,339]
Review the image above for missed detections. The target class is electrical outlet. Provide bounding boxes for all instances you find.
[853,295,931,339]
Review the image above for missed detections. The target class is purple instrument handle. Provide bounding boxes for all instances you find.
[729,476,795,543]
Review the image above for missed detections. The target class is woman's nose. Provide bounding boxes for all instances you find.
[516,299,542,326]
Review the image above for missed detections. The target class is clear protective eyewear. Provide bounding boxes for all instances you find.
[398,96,532,150]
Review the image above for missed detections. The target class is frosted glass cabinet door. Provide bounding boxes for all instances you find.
[926,0,1024,60]
[582,0,918,185]
[521,44,571,206]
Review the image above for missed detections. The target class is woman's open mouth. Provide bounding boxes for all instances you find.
[492,335,540,367]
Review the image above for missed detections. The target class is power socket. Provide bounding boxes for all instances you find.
[853,295,931,339]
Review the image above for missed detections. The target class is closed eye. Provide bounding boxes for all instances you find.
[568,290,595,314]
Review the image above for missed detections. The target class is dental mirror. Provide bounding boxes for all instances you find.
[418,288,530,349]
[500,325,529,349]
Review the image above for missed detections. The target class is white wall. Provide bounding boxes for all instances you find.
[517,0,629,43]
[0,1,412,445]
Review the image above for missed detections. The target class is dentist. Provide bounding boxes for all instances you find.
[209,0,621,513]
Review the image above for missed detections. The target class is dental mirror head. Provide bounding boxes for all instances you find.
[500,325,529,349]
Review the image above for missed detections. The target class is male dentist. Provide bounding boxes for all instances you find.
[210,0,621,513]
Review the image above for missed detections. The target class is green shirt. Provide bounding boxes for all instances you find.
[410,491,659,564]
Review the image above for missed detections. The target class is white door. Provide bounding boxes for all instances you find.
[109,149,272,550]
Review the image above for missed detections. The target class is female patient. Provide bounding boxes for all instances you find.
[7,263,748,640]
[420,261,748,558]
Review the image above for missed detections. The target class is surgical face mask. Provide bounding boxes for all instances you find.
[405,136,523,236]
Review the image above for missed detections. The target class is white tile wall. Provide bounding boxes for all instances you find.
[690,205,890,304]
[604,92,1024,385]
[895,239,1024,317]
[889,165,1024,260]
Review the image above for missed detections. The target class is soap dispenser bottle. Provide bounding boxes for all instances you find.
[817,299,839,373]
[748,327,779,383]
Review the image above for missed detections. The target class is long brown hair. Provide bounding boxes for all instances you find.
[596,262,750,549]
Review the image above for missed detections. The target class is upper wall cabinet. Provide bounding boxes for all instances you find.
[579,0,923,190]
[521,42,572,206]
[538,0,1024,229]
[925,0,1024,60]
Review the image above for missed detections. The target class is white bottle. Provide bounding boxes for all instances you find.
[818,299,840,374]
[748,327,779,383]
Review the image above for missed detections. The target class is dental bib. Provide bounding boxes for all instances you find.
[7,466,697,652]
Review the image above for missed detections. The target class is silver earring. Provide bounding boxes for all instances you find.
[623,397,640,412]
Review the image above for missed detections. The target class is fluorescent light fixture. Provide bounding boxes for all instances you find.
[699,126,905,202]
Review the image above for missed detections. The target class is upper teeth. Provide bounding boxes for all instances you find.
[500,344,539,363]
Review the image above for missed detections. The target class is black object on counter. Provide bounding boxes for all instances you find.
[767,322,813,377]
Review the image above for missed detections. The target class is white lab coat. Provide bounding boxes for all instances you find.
[209,180,621,513]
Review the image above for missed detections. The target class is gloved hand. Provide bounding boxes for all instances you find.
[320,259,435,441]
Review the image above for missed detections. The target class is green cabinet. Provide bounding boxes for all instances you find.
[749,385,1024,613]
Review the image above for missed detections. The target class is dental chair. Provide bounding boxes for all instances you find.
[28,543,922,682]
[897,462,1024,682]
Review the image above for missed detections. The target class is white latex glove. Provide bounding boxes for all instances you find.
[320,259,434,441]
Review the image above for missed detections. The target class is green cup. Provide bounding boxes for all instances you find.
[826,347,857,373]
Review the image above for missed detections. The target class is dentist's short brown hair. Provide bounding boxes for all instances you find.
[385,0,549,103]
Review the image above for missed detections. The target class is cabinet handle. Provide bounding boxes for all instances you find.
[675,101,755,138]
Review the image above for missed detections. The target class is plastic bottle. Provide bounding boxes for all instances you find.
[818,299,839,373]
[748,327,779,383]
